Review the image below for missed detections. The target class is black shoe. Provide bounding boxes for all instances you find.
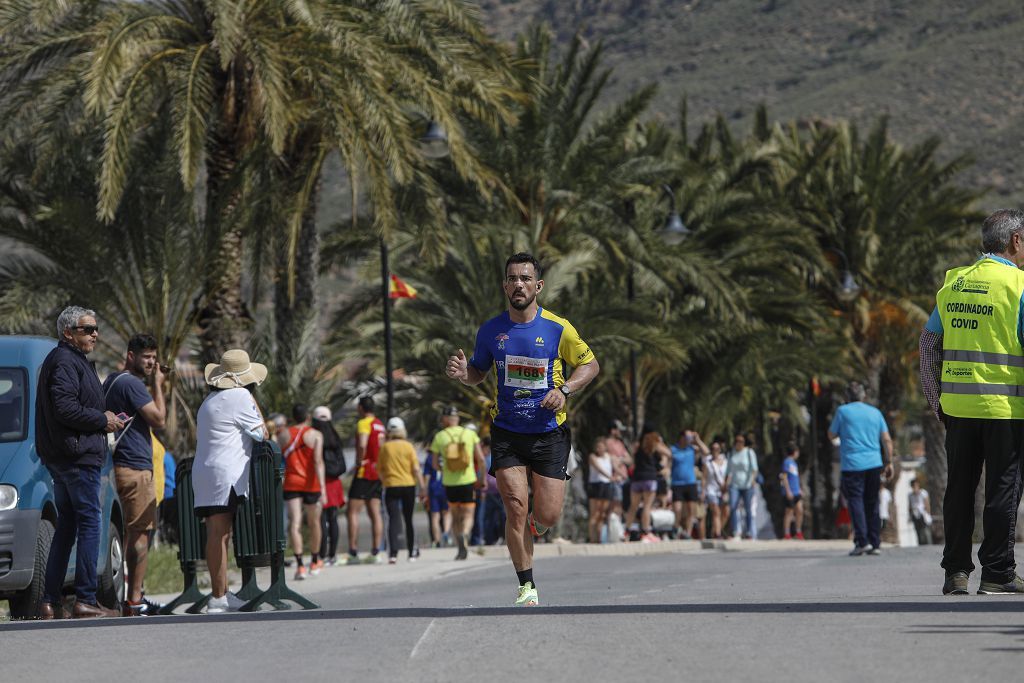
[978,574,1024,595]
[848,545,868,556]
[124,595,163,616]
[942,571,969,595]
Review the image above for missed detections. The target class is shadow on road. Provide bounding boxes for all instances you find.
[905,623,1024,652]
[6,601,1024,632]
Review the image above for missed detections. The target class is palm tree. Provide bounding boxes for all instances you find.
[0,112,207,452]
[769,116,981,534]
[1,0,519,363]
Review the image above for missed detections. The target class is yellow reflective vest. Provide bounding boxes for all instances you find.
[937,257,1024,419]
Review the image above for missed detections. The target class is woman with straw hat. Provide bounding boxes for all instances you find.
[192,349,270,614]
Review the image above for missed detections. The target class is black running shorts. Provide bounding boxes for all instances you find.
[444,484,476,505]
[283,490,321,505]
[348,477,383,501]
[489,423,572,480]
[672,484,700,503]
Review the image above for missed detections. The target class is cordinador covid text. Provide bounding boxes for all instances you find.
[945,302,994,315]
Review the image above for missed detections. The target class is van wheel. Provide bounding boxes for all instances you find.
[97,522,125,610]
[8,519,54,619]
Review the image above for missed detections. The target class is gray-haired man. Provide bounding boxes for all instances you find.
[36,306,123,618]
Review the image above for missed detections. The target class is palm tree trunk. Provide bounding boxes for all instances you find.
[197,71,252,366]
[274,176,320,383]
[921,408,946,544]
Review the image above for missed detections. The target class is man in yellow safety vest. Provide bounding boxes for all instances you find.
[920,209,1024,596]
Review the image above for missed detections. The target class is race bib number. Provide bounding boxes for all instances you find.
[505,355,549,389]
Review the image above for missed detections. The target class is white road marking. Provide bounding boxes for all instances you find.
[410,618,437,659]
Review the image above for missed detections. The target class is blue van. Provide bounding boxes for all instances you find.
[0,336,125,618]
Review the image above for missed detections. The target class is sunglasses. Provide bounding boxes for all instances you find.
[73,325,99,335]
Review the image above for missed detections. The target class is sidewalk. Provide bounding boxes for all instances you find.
[150,538,859,606]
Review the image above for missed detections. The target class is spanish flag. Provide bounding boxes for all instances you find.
[389,274,418,299]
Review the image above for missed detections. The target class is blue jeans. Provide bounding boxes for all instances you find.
[44,462,102,605]
[730,486,756,538]
[840,467,882,550]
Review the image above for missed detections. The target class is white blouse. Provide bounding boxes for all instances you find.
[191,388,265,508]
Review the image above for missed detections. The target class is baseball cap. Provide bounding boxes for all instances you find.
[442,405,459,417]
[386,416,405,432]
[312,405,332,421]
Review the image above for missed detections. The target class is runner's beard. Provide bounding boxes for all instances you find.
[508,292,535,311]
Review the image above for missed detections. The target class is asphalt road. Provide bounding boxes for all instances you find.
[3,543,1023,682]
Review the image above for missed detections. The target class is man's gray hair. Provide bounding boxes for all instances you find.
[981,209,1024,254]
[56,305,96,340]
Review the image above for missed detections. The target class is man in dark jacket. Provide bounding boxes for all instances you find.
[35,306,123,619]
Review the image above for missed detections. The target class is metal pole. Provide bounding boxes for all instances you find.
[628,268,638,437]
[808,379,819,538]
[380,237,395,420]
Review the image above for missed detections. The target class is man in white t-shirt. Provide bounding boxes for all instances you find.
[878,482,893,533]
[909,478,933,545]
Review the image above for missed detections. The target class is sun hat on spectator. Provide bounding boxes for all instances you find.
[204,349,267,389]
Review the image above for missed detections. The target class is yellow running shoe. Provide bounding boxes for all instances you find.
[515,582,539,607]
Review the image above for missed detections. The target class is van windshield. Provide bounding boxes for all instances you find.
[0,368,28,443]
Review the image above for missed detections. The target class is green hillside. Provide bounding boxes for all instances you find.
[479,0,1024,207]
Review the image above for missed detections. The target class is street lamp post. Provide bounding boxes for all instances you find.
[380,237,395,420]
[626,186,691,436]
[627,269,638,437]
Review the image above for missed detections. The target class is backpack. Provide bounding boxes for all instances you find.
[323,446,347,478]
[443,428,471,471]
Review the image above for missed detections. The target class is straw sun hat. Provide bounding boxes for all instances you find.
[204,349,268,389]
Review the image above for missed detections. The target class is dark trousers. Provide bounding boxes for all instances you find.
[942,416,1024,581]
[384,487,417,558]
[840,467,882,549]
[320,507,340,559]
[483,493,506,544]
[470,491,486,545]
[43,462,102,606]
[912,516,933,546]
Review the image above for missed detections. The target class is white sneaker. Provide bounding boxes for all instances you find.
[206,595,229,614]
[225,592,247,611]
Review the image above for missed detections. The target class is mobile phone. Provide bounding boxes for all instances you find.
[116,412,130,422]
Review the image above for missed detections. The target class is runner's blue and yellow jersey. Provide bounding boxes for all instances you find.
[469,308,595,434]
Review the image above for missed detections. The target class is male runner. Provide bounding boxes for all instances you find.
[347,396,385,564]
[446,253,600,606]
[429,406,485,560]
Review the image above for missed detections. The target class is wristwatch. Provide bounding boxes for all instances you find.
[559,384,572,398]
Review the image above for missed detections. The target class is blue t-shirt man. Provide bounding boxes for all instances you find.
[670,445,697,486]
[781,456,801,496]
[829,401,889,472]
[102,371,154,471]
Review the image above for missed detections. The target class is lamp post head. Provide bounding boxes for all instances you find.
[662,212,689,244]
[837,270,861,303]
[419,121,449,159]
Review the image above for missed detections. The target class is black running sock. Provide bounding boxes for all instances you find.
[348,549,358,557]
[294,554,304,567]
[311,553,319,564]
[371,548,380,556]
[517,568,535,587]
